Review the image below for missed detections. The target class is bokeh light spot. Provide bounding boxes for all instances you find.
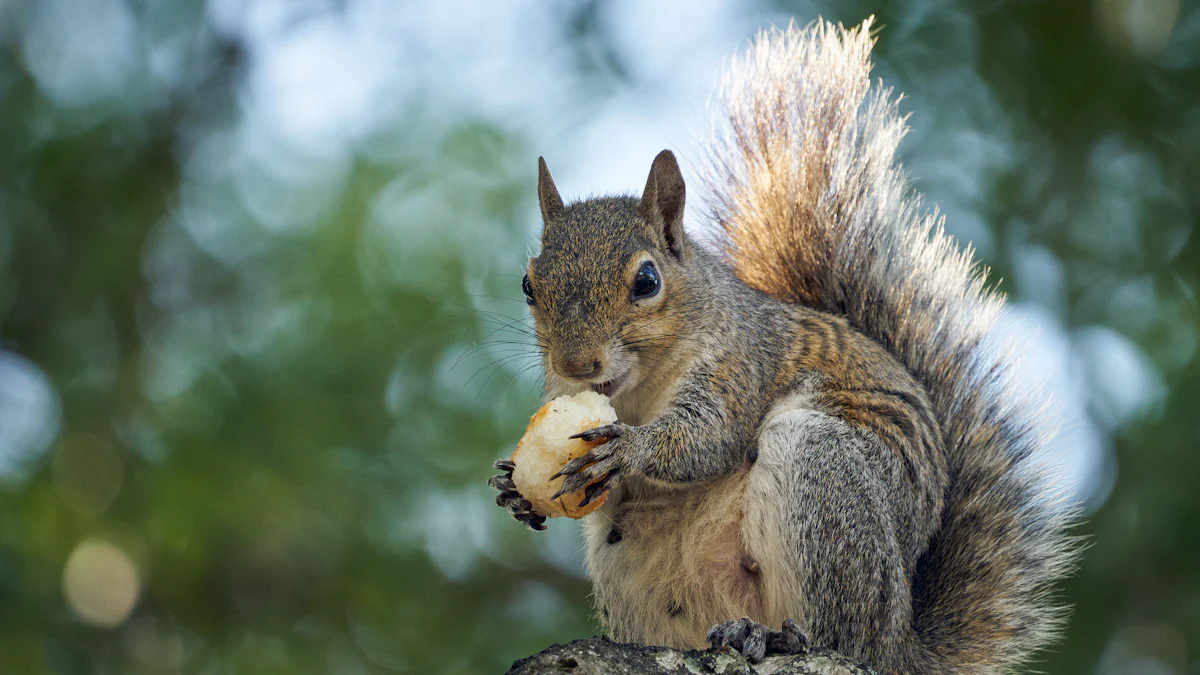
[0,351,61,483]
[1096,0,1181,57]
[62,539,140,628]
[19,0,139,107]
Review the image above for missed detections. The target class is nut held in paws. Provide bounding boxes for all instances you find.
[510,391,617,519]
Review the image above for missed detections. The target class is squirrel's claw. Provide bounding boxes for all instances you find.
[495,491,532,512]
[769,619,809,654]
[488,474,516,491]
[707,617,808,664]
[516,511,548,531]
[551,445,624,499]
[549,441,616,480]
[578,471,618,507]
[568,423,625,443]
[489,458,549,532]
[551,423,632,498]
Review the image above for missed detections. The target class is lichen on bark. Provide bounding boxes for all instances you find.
[506,637,876,675]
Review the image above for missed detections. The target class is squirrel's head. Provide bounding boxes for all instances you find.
[526,150,695,401]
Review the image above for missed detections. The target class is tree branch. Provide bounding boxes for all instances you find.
[506,637,876,674]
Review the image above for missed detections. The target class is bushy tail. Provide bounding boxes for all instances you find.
[702,18,1079,673]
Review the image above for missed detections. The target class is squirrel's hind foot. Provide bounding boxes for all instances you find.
[706,617,809,663]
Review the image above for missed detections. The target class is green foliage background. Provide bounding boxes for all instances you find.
[0,1,1196,673]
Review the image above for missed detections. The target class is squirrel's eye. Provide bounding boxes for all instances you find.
[522,274,535,306]
[632,262,661,299]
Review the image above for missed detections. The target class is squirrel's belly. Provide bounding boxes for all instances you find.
[583,466,780,649]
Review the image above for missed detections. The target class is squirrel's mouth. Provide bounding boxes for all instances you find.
[591,380,617,397]
[590,371,628,398]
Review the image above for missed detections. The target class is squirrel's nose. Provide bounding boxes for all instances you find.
[555,355,604,380]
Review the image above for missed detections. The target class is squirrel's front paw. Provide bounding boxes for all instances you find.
[550,423,631,504]
[489,459,547,531]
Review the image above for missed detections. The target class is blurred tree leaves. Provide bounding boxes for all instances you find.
[0,1,1197,674]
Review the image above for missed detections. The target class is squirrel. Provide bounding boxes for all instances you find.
[489,18,1078,675]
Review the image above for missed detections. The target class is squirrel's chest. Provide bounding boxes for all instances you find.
[582,469,775,650]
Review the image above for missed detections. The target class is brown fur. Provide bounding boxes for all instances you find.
[506,18,1078,675]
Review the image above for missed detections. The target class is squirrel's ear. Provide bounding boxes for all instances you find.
[639,149,686,259]
[537,157,565,223]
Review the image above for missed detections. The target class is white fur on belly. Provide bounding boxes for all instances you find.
[582,394,824,647]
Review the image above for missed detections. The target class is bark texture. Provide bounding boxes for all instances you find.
[506,637,876,675]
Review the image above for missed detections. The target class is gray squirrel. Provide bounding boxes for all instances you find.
[489,18,1078,674]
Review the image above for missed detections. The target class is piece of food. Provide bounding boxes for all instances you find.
[511,391,618,519]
